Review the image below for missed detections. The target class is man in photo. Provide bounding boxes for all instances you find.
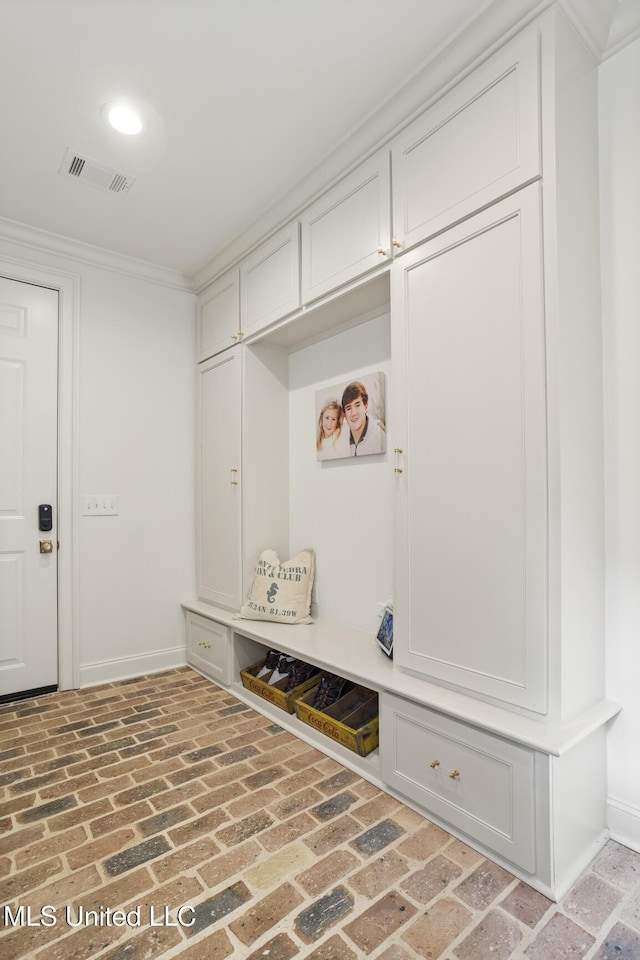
[341,380,386,456]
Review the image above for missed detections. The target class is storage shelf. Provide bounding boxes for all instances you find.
[244,269,390,351]
[181,598,621,757]
[228,676,382,785]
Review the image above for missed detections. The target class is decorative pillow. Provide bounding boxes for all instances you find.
[238,548,315,624]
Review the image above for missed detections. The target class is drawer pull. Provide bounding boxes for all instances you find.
[429,760,440,769]
[449,769,460,780]
[198,642,212,650]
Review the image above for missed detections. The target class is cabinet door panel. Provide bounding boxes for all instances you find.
[197,269,240,361]
[186,613,231,684]
[241,222,300,337]
[301,150,390,303]
[392,26,540,251]
[197,351,242,608]
[381,693,536,872]
[392,185,547,712]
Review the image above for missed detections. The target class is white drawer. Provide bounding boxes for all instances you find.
[185,612,231,685]
[380,692,536,872]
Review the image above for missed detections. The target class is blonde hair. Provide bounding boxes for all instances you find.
[316,400,343,450]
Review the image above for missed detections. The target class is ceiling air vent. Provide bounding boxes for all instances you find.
[59,149,135,195]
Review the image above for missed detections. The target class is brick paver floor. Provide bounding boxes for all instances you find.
[1,667,639,959]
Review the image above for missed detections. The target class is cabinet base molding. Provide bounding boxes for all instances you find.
[378,779,611,902]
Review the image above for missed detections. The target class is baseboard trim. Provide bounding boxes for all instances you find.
[608,796,640,854]
[79,647,187,688]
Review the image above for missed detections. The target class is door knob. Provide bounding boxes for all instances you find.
[39,540,53,554]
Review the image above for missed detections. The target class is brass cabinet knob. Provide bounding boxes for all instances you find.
[392,237,402,249]
[377,247,388,257]
[449,769,460,780]
[430,760,440,769]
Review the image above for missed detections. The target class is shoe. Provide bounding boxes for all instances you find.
[269,655,295,685]
[285,659,317,692]
[256,649,281,679]
[312,673,347,711]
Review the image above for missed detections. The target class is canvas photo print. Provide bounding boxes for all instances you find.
[315,371,386,460]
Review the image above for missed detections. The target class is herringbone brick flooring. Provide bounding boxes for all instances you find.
[1,667,639,959]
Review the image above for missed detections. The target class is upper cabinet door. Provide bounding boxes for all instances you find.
[240,221,300,338]
[301,150,391,304]
[392,26,540,253]
[197,268,240,362]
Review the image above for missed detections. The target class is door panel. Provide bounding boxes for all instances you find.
[301,149,391,303]
[196,350,242,609]
[0,277,58,695]
[392,185,547,713]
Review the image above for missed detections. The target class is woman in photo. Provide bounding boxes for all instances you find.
[316,399,348,458]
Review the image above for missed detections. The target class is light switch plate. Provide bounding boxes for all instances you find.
[81,495,119,516]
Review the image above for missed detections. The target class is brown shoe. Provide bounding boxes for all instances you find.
[312,673,347,710]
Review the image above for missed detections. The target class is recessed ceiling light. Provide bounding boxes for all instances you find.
[104,102,143,136]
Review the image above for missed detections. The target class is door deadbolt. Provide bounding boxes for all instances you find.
[38,504,53,531]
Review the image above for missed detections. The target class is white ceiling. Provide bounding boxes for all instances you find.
[0,0,637,283]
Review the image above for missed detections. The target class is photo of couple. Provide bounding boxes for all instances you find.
[315,371,386,461]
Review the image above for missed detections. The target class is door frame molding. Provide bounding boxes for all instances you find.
[0,254,80,690]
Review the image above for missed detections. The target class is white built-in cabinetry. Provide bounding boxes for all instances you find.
[300,148,391,303]
[196,268,240,361]
[393,185,548,714]
[240,222,300,337]
[196,350,242,608]
[391,26,541,251]
[186,7,620,900]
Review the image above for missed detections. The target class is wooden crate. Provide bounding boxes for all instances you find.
[295,682,379,756]
[239,658,321,713]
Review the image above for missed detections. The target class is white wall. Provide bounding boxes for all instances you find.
[600,36,640,851]
[0,236,196,686]
[288,313,393,634]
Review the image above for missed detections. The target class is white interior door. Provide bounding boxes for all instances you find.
[0,276,59,697]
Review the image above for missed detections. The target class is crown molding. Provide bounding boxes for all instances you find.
[193,0,640,295]
[558,0,619,58]
[0,215,194,292]
[601,0,640,58]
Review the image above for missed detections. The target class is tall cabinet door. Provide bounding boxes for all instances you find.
[197,350,242,609]
[392,184,548,713]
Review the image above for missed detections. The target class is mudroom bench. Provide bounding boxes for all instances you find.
[181,598,620,901]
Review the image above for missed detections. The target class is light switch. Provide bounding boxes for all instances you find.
[81,495,119,516]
